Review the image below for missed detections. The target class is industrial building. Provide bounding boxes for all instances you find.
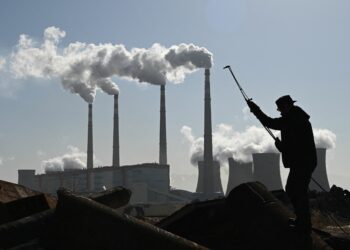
[18,86,173,204]
[196,160,223,195]
[226,154,283,194]
[18,163,170,204]
[253,153,283,191]
[226,158,253,194]
[18,69,334,205]
[309,148,331,192]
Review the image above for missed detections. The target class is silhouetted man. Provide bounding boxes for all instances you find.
[248,95,317,248]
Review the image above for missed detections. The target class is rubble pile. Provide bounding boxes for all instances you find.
[158,182,332,250]
[0,181,205,249]
[310,185,350,220]
[0,180,349,249]
[0,180,42,203]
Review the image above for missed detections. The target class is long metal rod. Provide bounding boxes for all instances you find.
[223,64,349,236]
[223,65,250,101]
[223,65,277,141]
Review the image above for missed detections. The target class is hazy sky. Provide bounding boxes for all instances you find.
[0,0,349,191]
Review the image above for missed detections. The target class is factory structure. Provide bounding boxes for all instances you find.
[310,148,331,192]
[226,158,253,194]
[18,69,332,204]
[18,86,174,204]
[225,149,331,194]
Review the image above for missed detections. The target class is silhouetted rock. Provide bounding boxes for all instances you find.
[88,186,131,209]
[159,182,332,250]
[0,180,42,203]
[0,193,54,225]
[48,189,207,249]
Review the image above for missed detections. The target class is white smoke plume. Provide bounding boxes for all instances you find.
[0,155,15,166]
[242,106,251,121]
[9,26,212,102]
[41,145,87,173]
[314,129,336,149]
[0,57,6,71]
[181,124,277,165]
[181,124,337,165]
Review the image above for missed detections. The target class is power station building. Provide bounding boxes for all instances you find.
[226,158,253,194]
[309,148,331,192]
[18,86,173,204]
[18,163,170,203]
[19,68,332,205]
[253,153,283,191]
[225,148,331,194]
[225,153,283,194]
[196,160,223,195]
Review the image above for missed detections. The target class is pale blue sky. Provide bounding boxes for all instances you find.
[0,0,349,191]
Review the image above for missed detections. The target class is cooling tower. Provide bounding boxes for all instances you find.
[253,153,283,191]
[18,169,36,190]
[309,148,330,192]
[112,94,120,167]
[196,160,223,194]
[226,158,253,195]
[197,69,223,199]
[159,85,167,165]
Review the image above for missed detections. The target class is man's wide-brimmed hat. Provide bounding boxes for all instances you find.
[275,95,296,107]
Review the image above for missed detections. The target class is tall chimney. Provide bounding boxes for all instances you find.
[87,103,93,169]
[309,148,330,192]
[200,68,222,199]
[159,85,167,165]
[112,94,120,167]
[86,103,93,191]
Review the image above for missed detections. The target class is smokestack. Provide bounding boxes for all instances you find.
[159,85,167,165]
[86,103,93,191]
[87,103,93,169]
[309,148,330,192]
[226,158,253,195]
[253,153,283,191]
[112,94,120,167]
[198,68,222,199]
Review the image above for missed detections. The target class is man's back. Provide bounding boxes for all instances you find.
[280,106,317,170]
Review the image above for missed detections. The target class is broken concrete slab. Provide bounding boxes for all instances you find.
[159,182,332,250]
[88,186,131,209]
[0,209,54,249]
[0,194,54,225]
[0,180,41,203]
[47,189,207,249]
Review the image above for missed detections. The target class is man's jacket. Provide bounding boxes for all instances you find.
[253,105,317,172]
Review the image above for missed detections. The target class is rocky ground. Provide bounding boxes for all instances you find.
[310,185,350,239]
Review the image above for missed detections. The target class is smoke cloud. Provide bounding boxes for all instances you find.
[41,145,87,173]
[0,57,6,71]
[181,124,337,165]
[314,129,336,149]
[181,124,277,165]
[9,26,213,102]
[0,155,15,166]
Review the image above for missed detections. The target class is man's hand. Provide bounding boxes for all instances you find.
[247,100,260,114]
[275,138,284,152]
